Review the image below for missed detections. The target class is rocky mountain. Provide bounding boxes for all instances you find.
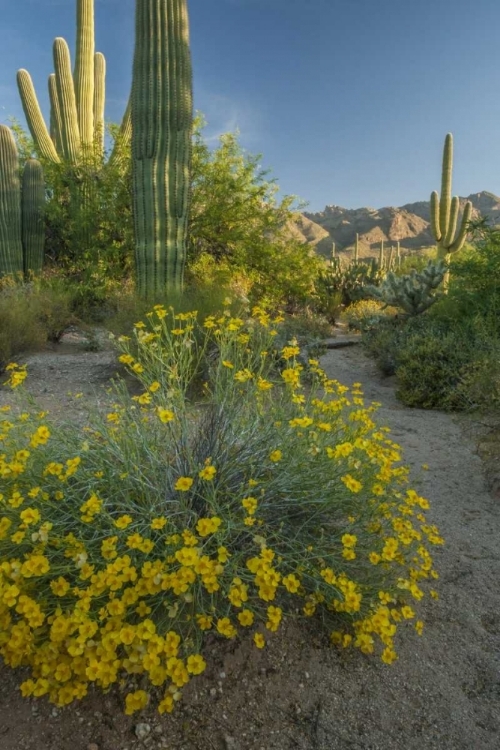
[295,191,500,260]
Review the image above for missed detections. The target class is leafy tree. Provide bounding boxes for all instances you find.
[187,114,322,307]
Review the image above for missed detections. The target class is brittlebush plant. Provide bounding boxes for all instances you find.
[0,303,443,715]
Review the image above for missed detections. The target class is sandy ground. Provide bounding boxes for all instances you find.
[0,334,499,750]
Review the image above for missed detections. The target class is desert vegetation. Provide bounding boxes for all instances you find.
[0,0,498,730]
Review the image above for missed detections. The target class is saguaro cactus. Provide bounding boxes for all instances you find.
[353,232,359,263]
[132,0,193,298]
[0,125,45,278]
[0,126,23,275]
[17,0,130,165]
[22,160,46,276]
[430,134,472,262]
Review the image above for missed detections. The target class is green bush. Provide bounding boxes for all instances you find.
[394,328,473,409]
[363,312,500,411]
[0,277,74,370]
[341,299,398,331]
[0,304,442,715]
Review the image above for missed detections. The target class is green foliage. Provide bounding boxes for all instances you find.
[187,115,321,308]
[41,136,133,279]
[440,221,500,326]
[362,314,500,411]
[341,299,398,331]
[365,261,446,317]
[317,257,385,312]
[0,276,74,369]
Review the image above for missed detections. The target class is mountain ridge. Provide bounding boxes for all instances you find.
[295,190,500,259]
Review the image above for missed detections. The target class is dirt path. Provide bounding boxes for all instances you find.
[0,340,499,750]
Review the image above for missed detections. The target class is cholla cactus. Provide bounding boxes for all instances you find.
[365,260,446,316]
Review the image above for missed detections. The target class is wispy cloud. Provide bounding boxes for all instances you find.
[194,89,262,147]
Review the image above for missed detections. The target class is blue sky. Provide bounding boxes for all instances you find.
[0,0,499,211]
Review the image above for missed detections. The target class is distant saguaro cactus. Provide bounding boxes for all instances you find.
[132,0,193,298]
[0,125,45,278]
[430,134,472,262]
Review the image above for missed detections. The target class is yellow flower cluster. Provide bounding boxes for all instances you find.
[0,306,443,716]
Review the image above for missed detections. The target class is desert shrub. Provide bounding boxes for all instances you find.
[0,277,74,370]
[363,311,499,411]
[361,316,412,376]
[394,327,474,409]
[341,299,398,331]
[0,305,442,714]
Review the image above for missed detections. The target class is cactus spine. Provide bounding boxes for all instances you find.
[430,134,472,261]
[132,0,193,298]
[0,125,45,278]
[17,0,130,165]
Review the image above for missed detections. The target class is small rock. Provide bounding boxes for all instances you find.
[135,722,151,740]
[224,736,237,749]
[51,708,59,717]
[209,687,217,697]
[87,744,99,750]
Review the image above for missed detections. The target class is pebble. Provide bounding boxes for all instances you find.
[135,722,152,740]
[87,744,99,750]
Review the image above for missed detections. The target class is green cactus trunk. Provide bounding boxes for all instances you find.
[0,126,24,276]
[132,0,193,299]
[0,126,45,278]
[22,160,46,277]
[353,233,359,264]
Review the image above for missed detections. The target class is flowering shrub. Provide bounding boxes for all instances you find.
[341,299,398,331]
[0,303,443,714]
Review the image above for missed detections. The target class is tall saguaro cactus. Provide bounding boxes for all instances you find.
[430,134,472,262]
[17,0,130,165]
[132,0,193,299]
[0,126,23,275]
[0,125,45,278]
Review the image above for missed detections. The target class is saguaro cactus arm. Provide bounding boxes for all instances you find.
[94,52,106,157]
[74,0,95,147]
[53,37,81,163]
[17,69,60,164]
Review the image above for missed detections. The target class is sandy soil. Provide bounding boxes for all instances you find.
[0,334,499,750]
